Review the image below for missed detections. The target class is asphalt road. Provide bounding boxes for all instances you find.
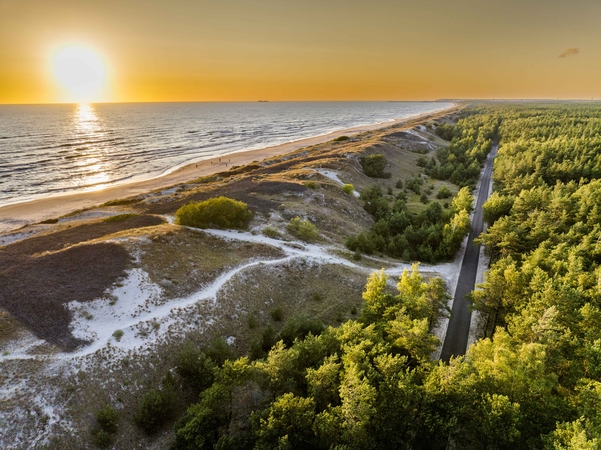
[440,143,498,362]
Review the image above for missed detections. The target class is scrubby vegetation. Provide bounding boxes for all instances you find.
[344,108,500,263]
[359,153,391,179]
[287,217,319,242]
[346,185,473,262]
[175,196,252,229]
[162,266,453,449]
[341,183,355,195]
[332,135,350,142]
[103,213,138,223]
[262,225,281,239]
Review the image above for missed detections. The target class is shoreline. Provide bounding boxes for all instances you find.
[0,105,459,233]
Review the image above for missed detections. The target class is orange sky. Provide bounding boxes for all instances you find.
[1,0,600,103]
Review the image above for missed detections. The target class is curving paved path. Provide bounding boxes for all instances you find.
[440,142,497,362]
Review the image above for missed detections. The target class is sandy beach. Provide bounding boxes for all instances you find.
[0,105,458,233]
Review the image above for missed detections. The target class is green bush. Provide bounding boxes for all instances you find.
[360,154,391,178]
[94,430,112,449]
[396,179,404,189]
[204,337,236,367]
[406,177,423,194]
[436,185,452,199]
[250,325,278,360]
[304,181,318,189]
[175,196,252,229]
[175,342,216,391]
[278,316,324,347]
[341,184,355,195]
[263,225,281,239]
[287,217,318,242]
[134,373,178,434]
[96,405,118,434]
[112,329,124,342]
[333,135,350,142]
[271,306,284,322]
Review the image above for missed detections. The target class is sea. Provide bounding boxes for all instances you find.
[0,101,453,206]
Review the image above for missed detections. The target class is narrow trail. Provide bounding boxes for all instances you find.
[440,143,498,362]
[2,224,460,363]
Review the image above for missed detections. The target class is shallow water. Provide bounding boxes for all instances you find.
[0,101,451,206]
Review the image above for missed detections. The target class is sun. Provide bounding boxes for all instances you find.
[51,45,107,102]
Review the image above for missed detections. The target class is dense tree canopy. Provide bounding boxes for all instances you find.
[134,104,601,449]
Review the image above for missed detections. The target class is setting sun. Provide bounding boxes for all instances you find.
[51,45,107,102]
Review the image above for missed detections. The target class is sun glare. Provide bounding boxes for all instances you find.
[52,45,107,103]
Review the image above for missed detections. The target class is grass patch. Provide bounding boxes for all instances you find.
[333,135,350,142]
[138,227,284,298]
[103,198,141,207]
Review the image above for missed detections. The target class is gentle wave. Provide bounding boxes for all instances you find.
[0,102,452,205]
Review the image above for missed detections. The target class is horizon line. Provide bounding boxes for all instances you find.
[1,98,600,106]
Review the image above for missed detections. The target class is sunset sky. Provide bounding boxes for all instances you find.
[1,0,600,103]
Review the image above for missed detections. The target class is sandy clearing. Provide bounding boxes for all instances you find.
[0,224,461,363]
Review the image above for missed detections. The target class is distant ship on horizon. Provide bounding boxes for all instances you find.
[258,100,268,102]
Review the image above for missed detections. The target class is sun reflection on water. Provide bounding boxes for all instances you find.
[75,103,101,133]
[71,103,111,191]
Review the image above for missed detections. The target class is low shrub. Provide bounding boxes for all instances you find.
[406,177,424,194]
[304,181,318,189]
[263,225,280,239]
[175,342,216,391]
[134,373,178,434]
[94,430,112,449]
[287,217,318,242]
[112,329,124,342]
[333,135,350,142]
[175,196,252,229]
[341,184,355,195]
[96,405,118,434]
[360,154,391,178]
[436,185,452,199]
[271,306,284,322]
[204,337,236,366]
[278,316,324,346]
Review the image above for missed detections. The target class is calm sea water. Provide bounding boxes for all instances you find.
[0,102,452,206]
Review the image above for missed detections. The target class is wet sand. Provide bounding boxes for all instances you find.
[0,105,458,233]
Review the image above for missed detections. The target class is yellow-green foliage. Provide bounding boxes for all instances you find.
[287,217,318,242]
[342,184,355,195]
[175,196,252,229]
